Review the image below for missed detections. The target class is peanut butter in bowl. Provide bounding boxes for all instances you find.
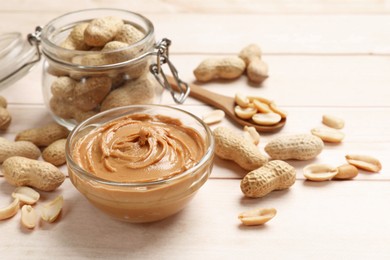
[66,105,214,223]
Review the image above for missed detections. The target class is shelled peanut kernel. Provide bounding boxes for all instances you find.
[234,93,286,126]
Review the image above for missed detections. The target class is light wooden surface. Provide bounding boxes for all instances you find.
[1,1,389,259]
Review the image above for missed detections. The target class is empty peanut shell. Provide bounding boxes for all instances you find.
[345,154,382,173]
[12,186,40,205]
[303,164,338,181]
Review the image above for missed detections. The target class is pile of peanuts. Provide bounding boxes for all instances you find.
[48,16,157,123]
[0,97,69,229]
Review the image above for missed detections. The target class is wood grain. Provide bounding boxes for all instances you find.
[0,1,388,259]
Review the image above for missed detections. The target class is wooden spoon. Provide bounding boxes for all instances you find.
[167,76,286,132]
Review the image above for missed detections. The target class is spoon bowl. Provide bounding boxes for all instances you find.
[167,77,286,133]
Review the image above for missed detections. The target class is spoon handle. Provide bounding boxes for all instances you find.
[167,77,234,111]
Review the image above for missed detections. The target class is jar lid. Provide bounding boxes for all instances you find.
[0,32,39,90]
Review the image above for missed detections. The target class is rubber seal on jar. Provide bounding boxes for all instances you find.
[0,30,41,90]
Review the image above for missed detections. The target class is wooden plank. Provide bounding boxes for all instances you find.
[2,55,390,107]
[1,13,390,54]
[1,178,390,259]
[164,55,390,107]
[1,0,390,14]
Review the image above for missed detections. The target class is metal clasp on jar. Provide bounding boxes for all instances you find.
[150,38,190,104]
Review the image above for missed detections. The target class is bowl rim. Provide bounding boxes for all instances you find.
[66,104,215,187]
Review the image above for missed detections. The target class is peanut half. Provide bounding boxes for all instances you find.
[252,112,281,126]
[311,127,345,143]
[235,93,250,108]
[0,197,20,220]
[322,114,345,129]
[238,208,277,226]
[243,126,260,145]
[234,106,257,120]
[333,164,359,180]
[345,154,382,173]
[21,205,37,229]
[12,186,40,205]
[303,164,338,182]
[41,195,64,223]
[202,110,225,125]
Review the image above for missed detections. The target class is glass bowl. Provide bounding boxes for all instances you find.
[66,104,215,223]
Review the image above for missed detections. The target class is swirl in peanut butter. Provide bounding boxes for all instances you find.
[73,114,205,182]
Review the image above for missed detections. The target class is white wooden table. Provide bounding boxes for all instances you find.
[1,1,389,259]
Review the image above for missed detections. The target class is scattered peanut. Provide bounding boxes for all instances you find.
[234,106,257,119]
[2,156,66,191]
[235,93,250,108]
[252,112,282,126]
[0,197,19,220]
[322,114,345,129]
[241,160,296,198]
[21,205,37,229]
[15,122,69,147]
[269,102,288,119]
[238,208,277,226]
[84,16,124,47]
[311,127,345,143]
[202,110,225,125]
[265,134,324,160]
[0,137,41,163]
[12,186,40,205]
[345,154,382,173]
[247,95,272,105]
[253,99,271,113]
[303,164,338,181]
[333,164,359,180]
[41,195,63,223]
[239,44,269,84]
[42,138,67,166]
[213,126,268,171]
[193,57,246,82]
[243,126,260,145]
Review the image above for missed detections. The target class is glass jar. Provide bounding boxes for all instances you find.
[0,8,189,130]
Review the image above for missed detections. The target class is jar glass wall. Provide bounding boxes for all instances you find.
[40,9,163,129]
